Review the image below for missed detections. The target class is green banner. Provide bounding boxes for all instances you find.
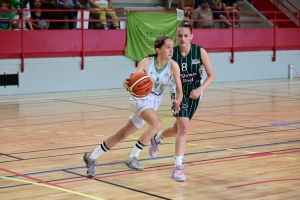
[125,12,180,62]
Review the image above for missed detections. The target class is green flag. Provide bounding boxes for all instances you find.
[125,12,180,62]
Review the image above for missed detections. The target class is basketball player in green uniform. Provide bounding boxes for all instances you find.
[149,18,215,181]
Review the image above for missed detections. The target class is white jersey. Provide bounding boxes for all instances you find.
[145,56,172,98]
[129,56,173,128]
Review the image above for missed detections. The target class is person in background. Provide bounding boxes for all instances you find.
[167,0,172,10]
[88,0,119,29]
[222,0,241,27]
[55,0,84,29]
[30,0,50,29]
[191,0,213,29]
[0,0,12,30]
[12,1,33,30]
[210,0,233,28]
[177,0,195,18]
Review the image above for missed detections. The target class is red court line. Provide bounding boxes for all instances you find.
[55,149,300,186]
[0,167,67,189]
[227,178,300,189]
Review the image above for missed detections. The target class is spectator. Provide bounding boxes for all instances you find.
[177,0,194,11]
[210,0,232,28]
[55,0,84,29]
[12,2,33,30]
[88,0,119,29]
[30,0,49,29]
[167,0,172,10]
[191,0,213,29]
[41,0,64,29]
[222,0,241,27]
[0,0,12,30]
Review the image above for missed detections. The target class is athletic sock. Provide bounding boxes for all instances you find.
[90,141,110,160]
[155,132,164,143]
[175,155,183,166]
[129,140,145,158]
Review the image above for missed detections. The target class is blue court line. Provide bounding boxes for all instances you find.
[1,139,300,180]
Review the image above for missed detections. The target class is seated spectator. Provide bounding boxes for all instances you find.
[12,2,33,30]
[177,0,195,14]
[0,0,12,30]
[41,0,64,29]
[167,0,172,10]
[222,0,241,27]
[191,0,213,29]
[88,0,119,29]
[210,0,232,28]
[55,0,83,29]
[30,0,49,29]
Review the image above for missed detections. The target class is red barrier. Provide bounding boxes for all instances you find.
[1,9,300,72]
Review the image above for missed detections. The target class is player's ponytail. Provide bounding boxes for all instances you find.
[177,17,192,33]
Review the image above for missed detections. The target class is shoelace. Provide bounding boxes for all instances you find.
[89,159,97,169]
[175,164,187,171]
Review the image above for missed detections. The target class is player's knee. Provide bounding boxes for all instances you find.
[150,118,162,132]
[177,124,189,136]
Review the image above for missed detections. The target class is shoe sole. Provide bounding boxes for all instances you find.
[123,162,144,171]
[173,178,186,182]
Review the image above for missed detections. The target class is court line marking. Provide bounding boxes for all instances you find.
[227,178,300,189]
[0,175,104,200]
[54,149,300,186]
[0,167,66,189]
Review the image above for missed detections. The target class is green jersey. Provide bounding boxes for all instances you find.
[171,43,204,120]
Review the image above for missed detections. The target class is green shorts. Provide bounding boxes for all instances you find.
[172,83,202,120]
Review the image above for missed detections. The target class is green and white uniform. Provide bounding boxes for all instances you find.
[171,43,204,120]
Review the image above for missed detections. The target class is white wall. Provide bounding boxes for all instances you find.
[0,50,300,96]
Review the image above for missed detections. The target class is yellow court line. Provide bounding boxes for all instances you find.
[245,151,256,154]
[285,157,297,160]
[206,146,217,148]
[227,148,236,151]
[188,144,198,146]
[94,134,104,136]
[131,138,139,140]
[0,176,104,200]
[2,128,12,131]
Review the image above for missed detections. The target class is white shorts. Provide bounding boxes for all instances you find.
[129,95,162,129]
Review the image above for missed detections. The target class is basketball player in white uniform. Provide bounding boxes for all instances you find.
[83,36,183,177]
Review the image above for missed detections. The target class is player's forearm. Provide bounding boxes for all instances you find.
[198,74,215,92]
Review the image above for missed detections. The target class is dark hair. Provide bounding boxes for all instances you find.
[177,17,192,34]
[147,35,173,57]
[0,0,9,5]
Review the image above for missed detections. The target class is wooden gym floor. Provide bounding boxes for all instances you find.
[0,79,299,200]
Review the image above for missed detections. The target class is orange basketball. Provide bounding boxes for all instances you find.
[128,72,153,98]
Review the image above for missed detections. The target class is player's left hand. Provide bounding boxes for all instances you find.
[173,99,181,114]
[189,88,202,99]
